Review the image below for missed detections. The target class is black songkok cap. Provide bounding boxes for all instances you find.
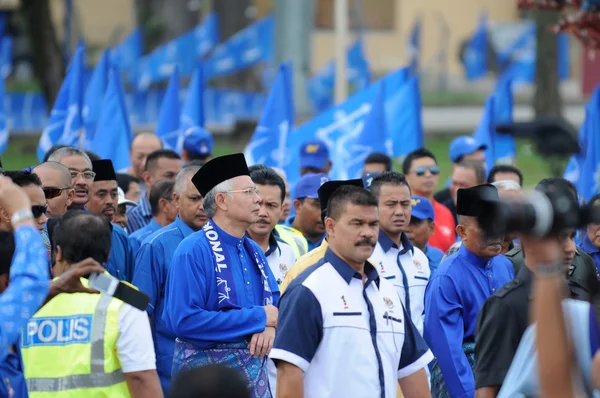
[92,159,117,181]
[192,153,250,197]
[318,179,364,211]
[456,184,499,217]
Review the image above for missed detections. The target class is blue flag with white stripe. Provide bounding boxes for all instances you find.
[492,78,515,163]
[385,75,423,160]
[179,62,205,153]
[0,76,7,155]
[244,62,294,169]
[91,66,133,171]
[156,67,181,151]
[473,94,496,172]
[83,49,111,148]
[37,44,85,161]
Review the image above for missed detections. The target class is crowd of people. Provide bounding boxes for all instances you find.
[1,127,600,398]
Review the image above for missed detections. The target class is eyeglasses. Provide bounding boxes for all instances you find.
[43,187,71,199]
[413,165,440,177]
[226,187,260,198]
[70,170,96,180]
[31,205,48,218]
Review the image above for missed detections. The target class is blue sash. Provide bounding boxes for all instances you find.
[202,220,273,309]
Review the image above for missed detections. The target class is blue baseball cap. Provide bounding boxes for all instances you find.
[183,127,214,157]
[449,136,487,163]
[411,196,435,221]
[300,139,330,170]
[294,173,329,200]
[362,172,381,191]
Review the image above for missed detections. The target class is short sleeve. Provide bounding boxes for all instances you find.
[270,284,323,372]
[116,303,157,373]
[398,304,434,379]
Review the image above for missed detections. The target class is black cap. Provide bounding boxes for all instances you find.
[92,159,117,181]
[456,184,499,216]
[318,179,364,211]
[191,153,250,197]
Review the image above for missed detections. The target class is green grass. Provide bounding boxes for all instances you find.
[2,134,553,189]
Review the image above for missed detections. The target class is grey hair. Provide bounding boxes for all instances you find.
[47,147,91,166]
[491,179,521,192]
[203,179,234,218]
[174,165,202,194]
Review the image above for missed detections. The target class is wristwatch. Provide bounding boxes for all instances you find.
[10,209,34,228]
[535,262,565,278]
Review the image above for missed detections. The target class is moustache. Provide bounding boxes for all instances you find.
[74,187,88,193]
[256,218,270,225]
[354,238,377,247]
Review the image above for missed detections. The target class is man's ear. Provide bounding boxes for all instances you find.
[456,224,467,241]
[325,216,335,236]
[66,189,75,207]
[142,170,152,186]
[0,274,8,294]
[0,206,9,225]
[429,220,436,235]
[293,199,302,213]
[215,192,228,211]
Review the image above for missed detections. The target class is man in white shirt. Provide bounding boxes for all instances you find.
[368,172,430,336]
[271,185,432,398]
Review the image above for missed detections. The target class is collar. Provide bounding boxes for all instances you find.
[515,265,535,300]
[147,218,161,231]
[175,216,195,239]
[324,248,380,288]
[264,232,281,257]
[209,219,246,247]
[581,235,600,254]
[457,244,493,268]
[378,230,414,255]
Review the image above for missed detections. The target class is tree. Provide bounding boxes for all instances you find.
[533,9,562,117]
[21,0,65,106]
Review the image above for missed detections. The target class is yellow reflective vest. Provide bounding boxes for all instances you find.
[274,224,308,259]
[20,278,130,398]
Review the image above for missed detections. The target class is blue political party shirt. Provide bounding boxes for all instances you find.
[162,220,280,349]
[0,226,49,398]
[132,216,195,394]
[424,244,514,398]
[126,195,152,234]
[579,235,600,281]
[425,244,444,273]
[105,223,135,282]
[129,218,162,255]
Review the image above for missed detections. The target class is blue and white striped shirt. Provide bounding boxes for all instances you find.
[126,195,152,234]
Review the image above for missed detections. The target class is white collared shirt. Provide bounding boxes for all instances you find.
[370,231,431,336]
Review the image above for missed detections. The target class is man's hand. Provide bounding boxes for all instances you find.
[264,304,278,328]
[249,326,276,359]
[49,258,106,298]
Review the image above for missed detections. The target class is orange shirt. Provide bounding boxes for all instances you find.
[428,199,456,253]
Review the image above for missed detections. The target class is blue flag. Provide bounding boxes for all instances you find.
[345,81,387,179]
[156,67,181,150]
[0,76,7,155]
[244,62,294,169]
[464,12,488,81]
[180,62,206,151]
[91,66,133,171]
[385,76,423,160]
[37,44,85,161]
[473,94,496,172]
[492,78,515,163]
[0,36,12,79]
[83,49,111,147]
[408,16,421,75]
[112,28,142,72]
[565,86,600,201]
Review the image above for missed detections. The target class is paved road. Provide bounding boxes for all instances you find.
[423,105,585,134]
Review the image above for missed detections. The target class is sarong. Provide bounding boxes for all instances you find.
[172,339,271,398]
[430,341,476,398]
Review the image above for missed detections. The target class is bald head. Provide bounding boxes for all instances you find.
[33,161,75,217]
[129,132,163,179]
[34,161,72,187]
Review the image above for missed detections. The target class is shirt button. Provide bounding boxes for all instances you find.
[244,268,247,271]
[492,288,496,292]
[489,274,492,278]
[247,282,250,285]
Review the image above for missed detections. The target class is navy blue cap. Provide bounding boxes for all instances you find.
[449,136,487,163]
[183,126,214,157]
[362,172,381,191]
[300,139,330,170]
[411,196,435,221]
[294,173,329,200]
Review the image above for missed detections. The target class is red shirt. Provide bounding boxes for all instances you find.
[428,199,456,253]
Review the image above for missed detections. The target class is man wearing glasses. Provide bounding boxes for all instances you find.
[403,148,456,253]
[47,147,95,211]
[33,161,74,218]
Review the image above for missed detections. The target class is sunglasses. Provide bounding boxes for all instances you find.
[43,187,71,199]
[31,205,48,219]
[413,165,440,177]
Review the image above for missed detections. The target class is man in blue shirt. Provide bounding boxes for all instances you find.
[163,154,280,398]
[132,165,206,395]
[287,173,328,251]
[406,196,444,273]
[127,149,182,233]
[579,193,600,279]
[86,159,135,282]
[180,126,213,166]
[424,184,514,398]
[128,179,177,255]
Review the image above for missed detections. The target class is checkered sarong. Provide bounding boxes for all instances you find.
[430,341,476,398]
[172,339,271,398]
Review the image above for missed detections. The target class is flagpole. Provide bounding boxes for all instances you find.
[334,0,348,104]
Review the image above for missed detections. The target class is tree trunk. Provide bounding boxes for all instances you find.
[21,0,64,106]
[533,9,562,117]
